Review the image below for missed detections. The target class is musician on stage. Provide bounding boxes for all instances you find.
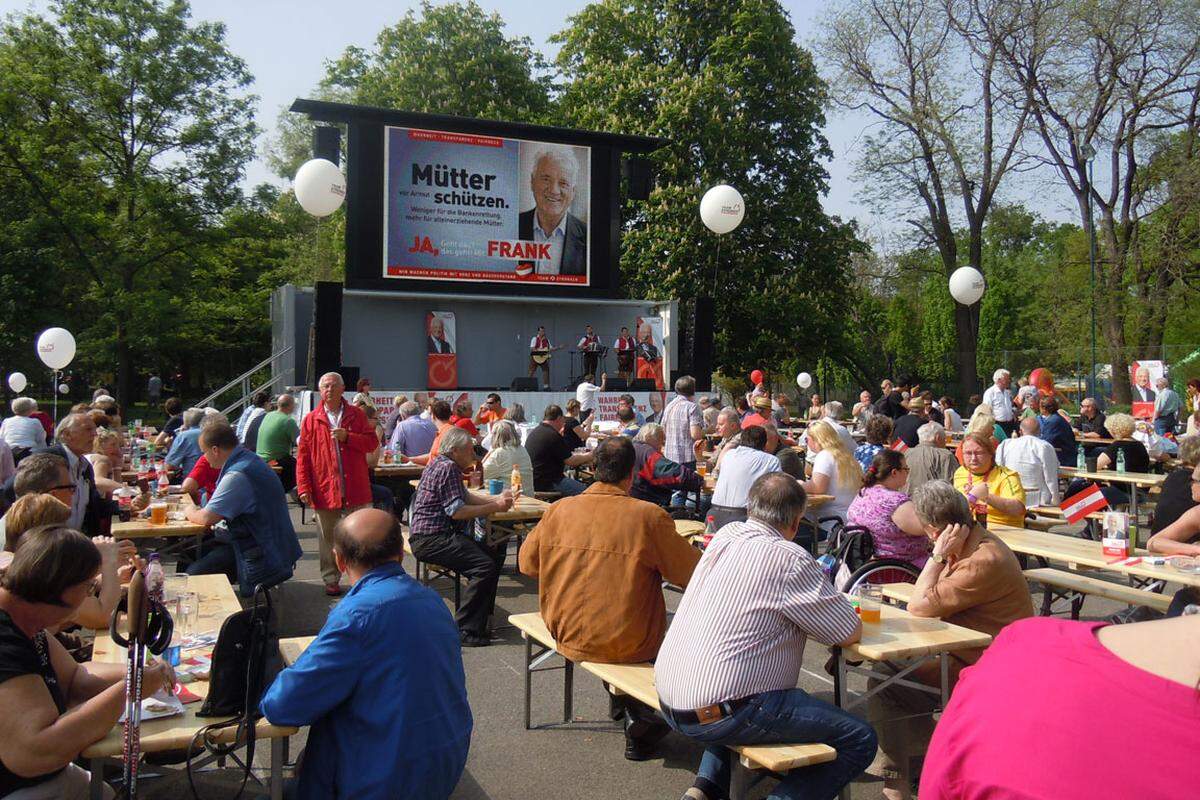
[528,325,554,389]
[613,326,635,382]
[577,325,602,380]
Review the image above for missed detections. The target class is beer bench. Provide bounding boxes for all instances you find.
[508,612,837,800]
[1024,567,1171,617]
[404,537,461,611]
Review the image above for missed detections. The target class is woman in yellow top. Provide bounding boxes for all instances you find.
[952,432,1026,528]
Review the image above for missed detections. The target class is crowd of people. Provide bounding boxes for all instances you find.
[0,365,1197,799]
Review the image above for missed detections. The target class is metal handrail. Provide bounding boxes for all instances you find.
[196,347,293,409]
[220,375,287,418]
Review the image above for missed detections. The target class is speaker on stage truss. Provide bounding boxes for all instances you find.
[692,296,715,392]
[622,157,655,201]
[313,126,341,165]
[630,378,657,392]
[605,377,628,391]
[511,377,538,391]
[311,281,343,387]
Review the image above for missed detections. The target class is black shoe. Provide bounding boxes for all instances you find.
[460,631,493,648]
[623,715,670,761]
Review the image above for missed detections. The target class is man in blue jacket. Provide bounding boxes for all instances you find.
[260,508,472,800]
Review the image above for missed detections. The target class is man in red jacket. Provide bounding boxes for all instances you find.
[297,371,378,595]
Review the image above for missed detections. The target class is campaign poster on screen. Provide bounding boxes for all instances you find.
[383,127,591,286]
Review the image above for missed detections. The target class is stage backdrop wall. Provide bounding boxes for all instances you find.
[271,284,677,390]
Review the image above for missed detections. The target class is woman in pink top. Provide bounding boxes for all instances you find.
[920,614,1200,799]
[846,449,929,566]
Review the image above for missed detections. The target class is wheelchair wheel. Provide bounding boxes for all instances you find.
[845,559,921,595]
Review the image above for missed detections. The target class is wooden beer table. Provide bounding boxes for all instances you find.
[832,601,992,715]
[989,523,1200,589]
[84,574,297,799]
[111,495,207,558]
[468,488,550,546]
[1058,466,1165,520]
[371,462,425,480]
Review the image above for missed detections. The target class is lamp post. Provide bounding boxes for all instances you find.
[1081,140,1097,401]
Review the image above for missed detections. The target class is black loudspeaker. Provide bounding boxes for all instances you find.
[692,296,715,392]
[338,366,360,390]
[622,157,654,200]
[313,126,341,165]
[606,377,628,391]
[511,377,538,391]
[630,378,657,391]
[312,281,343,386]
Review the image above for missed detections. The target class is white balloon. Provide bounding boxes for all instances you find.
[36,327,76,370]
[699,184,745,234]
[796,372,813,389]
[948,266,986,305]
[294,158,346,217]
[7,372,26,393]
[58,383,69,394]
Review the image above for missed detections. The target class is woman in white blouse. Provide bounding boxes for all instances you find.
[0,397,47,453]
[481,421,534,491]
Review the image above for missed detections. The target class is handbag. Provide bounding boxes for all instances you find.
[187,584,281,799]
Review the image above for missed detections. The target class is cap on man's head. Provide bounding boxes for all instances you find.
[752,395,772,411]
[908,396,927,411]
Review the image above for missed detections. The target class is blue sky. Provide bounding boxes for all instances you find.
[0,0,1073,237]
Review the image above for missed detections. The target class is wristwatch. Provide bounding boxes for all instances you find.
[931,553,947,565]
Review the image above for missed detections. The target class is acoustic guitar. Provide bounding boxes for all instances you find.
[530,344,564,365]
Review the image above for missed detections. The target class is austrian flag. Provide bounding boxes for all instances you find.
[1059,483,1108,523]
[889,440,909,452]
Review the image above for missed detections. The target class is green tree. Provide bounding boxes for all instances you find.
[553,0,865,383]
[0,0,257,402]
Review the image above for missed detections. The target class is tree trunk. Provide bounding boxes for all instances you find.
[954,301,979,403]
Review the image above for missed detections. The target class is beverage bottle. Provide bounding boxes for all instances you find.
[510,465,522,495]
[1116,449,1126,473]
[157,466,170,498]
[1076,444,1086,470]
[702,514,716,549]
[146,553,164,601]
[1128,518,1138,551]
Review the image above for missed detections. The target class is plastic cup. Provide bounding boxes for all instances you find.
[488,479,504,495]
[858,584,883,624]
[150,503,168,525]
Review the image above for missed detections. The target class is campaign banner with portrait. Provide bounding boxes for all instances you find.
[384,126,591,286]
[635,316,665,390]
[426,311,457,389]
[1130,359,1165,419]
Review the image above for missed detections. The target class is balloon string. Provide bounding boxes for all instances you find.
[712,238,721,295]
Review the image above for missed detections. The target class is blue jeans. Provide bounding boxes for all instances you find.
[552,475,587,497]
[1154,414,1176,436]
[663,689,877,800]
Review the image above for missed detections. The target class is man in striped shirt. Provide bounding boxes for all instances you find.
[655,473,877,800]
[661,375,705,506]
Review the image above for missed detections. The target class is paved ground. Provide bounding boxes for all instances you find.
[141,506,1131,799]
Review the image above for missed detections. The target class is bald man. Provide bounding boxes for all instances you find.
[261,509,471,799]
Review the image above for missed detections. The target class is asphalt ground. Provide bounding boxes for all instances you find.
[134,506,1134,800]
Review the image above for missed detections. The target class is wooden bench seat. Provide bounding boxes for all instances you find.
[404,537,461,610]
[1024,567,1171,616]
[508,612,837,790]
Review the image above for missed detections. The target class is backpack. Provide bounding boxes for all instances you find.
[187,584,281,798]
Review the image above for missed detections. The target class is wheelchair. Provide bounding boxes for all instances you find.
[822,523,921,594]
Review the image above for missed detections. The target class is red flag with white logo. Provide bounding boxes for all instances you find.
[889,439,909,452]
[1060,482,1108,523]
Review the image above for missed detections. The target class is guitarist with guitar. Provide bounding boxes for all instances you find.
[528,326,562,389]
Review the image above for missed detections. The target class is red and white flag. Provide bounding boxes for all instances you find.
[889,439,909,452]
[1060,483,1108,523]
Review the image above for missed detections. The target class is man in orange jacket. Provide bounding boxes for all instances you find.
[297,371,378,595]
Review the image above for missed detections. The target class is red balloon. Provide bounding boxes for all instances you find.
[750,369,764,385]
[1030,368,1055,395]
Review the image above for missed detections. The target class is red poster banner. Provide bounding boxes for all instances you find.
[426,311,457,389]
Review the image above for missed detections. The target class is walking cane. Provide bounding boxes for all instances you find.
[110,570,174,798]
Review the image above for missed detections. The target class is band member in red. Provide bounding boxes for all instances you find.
[613,326,635,382]
[529,325,554,389]
[577,324,602,380]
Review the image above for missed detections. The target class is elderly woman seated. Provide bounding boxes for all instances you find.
[1065,412,1150,508]
[1147,461,1200,556]
[869,480,1033,799]
[0,527,174,799]
[481,421,534,491]
[847,449,929,567]
[854,414,894,473]
[0,398,47,460]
